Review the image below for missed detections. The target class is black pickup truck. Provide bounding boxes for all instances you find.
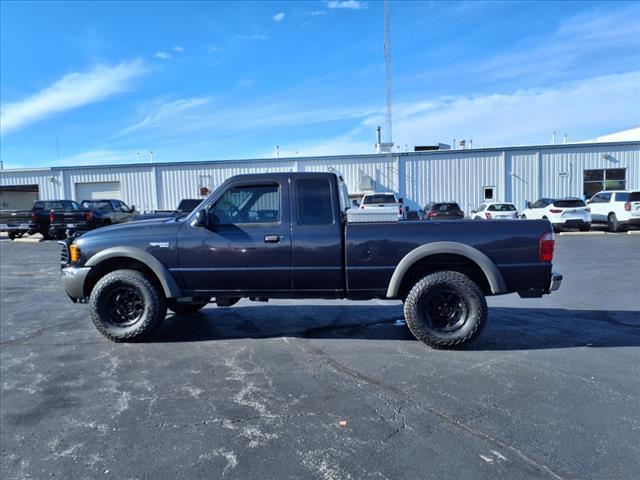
[49,199,138,238]
[133,199,202,221]
[1,200,83,239]
[59,172,561,347]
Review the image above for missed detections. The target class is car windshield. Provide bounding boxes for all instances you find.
[362,194,397,204]
[488,204,516,211]
[553,199,586,208]
[434,203,460,212]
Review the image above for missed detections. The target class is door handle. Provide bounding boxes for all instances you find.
[264,235,281,243]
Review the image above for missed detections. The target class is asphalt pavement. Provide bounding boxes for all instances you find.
[1,236,639,480]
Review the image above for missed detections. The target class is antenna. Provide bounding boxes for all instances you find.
[384,0,392,146]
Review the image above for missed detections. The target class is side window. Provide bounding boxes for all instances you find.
[119,202,131,212]
[296,179,334,225]
[601,193,612,202]
[210,184,279,225]
[477,204,486,212]
[71,201,82,210]
[532,200,543,209]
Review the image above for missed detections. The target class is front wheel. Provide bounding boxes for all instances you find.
[403,271,487,349]
[90,269,167,342]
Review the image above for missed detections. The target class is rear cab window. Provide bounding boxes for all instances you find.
[488,204,516,211]
[296,178,334,225]
[362,194,397,205]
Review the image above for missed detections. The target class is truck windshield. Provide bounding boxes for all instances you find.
[363,194,396,204]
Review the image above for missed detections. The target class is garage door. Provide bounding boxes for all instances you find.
[75,182,122,202]
[0,185,39,209]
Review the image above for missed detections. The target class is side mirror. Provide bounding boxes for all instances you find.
[194,209,207,226]
[586,199,592,204]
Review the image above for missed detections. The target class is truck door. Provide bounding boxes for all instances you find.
[290,176,344,295]
[178,179,292,294]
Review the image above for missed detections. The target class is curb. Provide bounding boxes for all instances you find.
[628,230,640,235]
[558,231,606,236]
[13,234,44,243]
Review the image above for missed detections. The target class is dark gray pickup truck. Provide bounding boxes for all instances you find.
[59,172,561,347]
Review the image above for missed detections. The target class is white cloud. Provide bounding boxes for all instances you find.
[236,33,268,40]
[326,1,367,10]
[272,12,285,22]
[119,97,211,136]
[155,51,171,60]
[308,10,327,16]
[208,44,222,52]
[0,60,147,136]
[389,71,640,148]
[173,46,184,52]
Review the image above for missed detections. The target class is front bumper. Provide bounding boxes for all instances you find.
[60,266,91,301]
[549,272,563,292]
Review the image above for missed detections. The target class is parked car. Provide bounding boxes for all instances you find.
[59,172,561,348]
[423,202,464,220]
[357,192,405,220]
[49,199,138,238]
[586,190,640,232]
[134,199,202,221]
[521,198,591,231]
[0,200,83,239]
[470,202,518,220]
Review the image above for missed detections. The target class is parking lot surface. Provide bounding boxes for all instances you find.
[1,236,639,479]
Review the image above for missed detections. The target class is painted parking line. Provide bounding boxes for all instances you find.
[558,231,606,236]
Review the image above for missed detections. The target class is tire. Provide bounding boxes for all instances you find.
[89,269,166,342]
[168,298,209,315]
[607,213,620,233]
[521,214,527,219]
[579,224,590,232]
[8,231,17,240]
[403,271,487,349]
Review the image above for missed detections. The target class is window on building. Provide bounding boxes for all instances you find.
[483,187,495,201]
[583,169,626,197]
[296,178,334,225]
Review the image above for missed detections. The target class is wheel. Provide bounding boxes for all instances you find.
[55,231,67,240]
[403,271,487,349]
[168,298,209,315]
[8,231,17,240]
[89,269,167,342]
[607,213,620,232]
[521,214,526,219]
[579,224,590,232]
[40,229,53,240]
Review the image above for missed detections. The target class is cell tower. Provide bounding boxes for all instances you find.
[384,0,393,147]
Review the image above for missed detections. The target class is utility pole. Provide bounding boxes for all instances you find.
[384,0,393,147]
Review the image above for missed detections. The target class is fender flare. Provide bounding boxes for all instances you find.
[386,241,507,298]
[85,247,182,298]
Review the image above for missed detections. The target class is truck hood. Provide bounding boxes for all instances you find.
[77,217,183,240]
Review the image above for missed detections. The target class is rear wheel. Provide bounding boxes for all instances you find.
[90,269,166,342]
[403,271,487,349]
[608,213,620,232]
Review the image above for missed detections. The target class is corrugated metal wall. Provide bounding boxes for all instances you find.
[2,142,638,213]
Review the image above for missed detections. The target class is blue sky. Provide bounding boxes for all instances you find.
[1,0,639,168]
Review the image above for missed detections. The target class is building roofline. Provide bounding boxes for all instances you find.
[1,140,639,174]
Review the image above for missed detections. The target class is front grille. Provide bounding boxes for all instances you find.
[58,241,69,267]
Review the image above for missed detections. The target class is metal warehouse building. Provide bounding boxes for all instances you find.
[1,141,639,214]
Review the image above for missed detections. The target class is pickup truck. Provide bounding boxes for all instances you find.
[1,200,83,239]
[49,199,138,238]
[59,172,562,348]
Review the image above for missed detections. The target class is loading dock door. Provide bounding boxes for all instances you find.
[0,185,39,209]
[75,182,122,202]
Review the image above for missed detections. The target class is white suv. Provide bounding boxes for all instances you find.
[521,198,591,232]
[470,202,518,220]
[587,190,640,232]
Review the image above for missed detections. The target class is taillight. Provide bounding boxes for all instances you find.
[428,211,438,218]
[85,210,93,222]
[549,209,563,214]
[539,232,555,262]
[31,211,37,222]
[49,210,55,223]
[625,202,631,212]
[399,206,403,216]
[485,212,492,219]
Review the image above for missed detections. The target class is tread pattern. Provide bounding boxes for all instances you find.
[90,269,167,342]
[403,271,487,349]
